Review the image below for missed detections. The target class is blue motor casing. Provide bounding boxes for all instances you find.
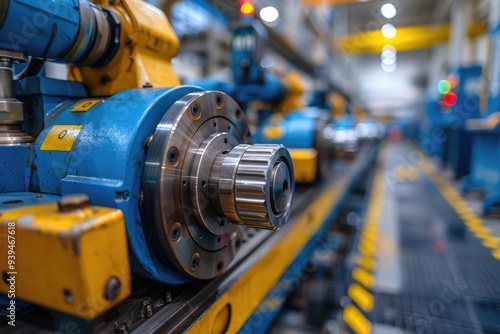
[0,0,81,60]
[253,108,327,149]
[0,81,204,284]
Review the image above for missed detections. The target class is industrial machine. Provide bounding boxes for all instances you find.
[0,0,295,321]
[465,26,500,212]
[191,14,338,184]
[443,66,482,179]
[417,98,448,160]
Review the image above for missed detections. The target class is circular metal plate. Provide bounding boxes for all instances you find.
[143,91,251,279]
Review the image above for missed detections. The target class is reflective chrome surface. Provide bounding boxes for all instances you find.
[0,54,33,144]
[143,91,294,279]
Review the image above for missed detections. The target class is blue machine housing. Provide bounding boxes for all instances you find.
[253,108,326,149]
[0,75,203,284]
[444,65,482,178]
[417,99,448,160]
[464,25,500,212]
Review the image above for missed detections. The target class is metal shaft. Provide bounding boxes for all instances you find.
[0,58,14,98]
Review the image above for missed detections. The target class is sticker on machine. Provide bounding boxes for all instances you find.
[40,125,83,152]
[71,100,101,112]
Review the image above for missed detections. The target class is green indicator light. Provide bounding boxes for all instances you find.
[438,80,451,95]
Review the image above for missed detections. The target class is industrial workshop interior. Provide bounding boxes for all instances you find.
[1,0,500,333]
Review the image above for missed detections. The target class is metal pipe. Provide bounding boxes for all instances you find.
[0,0,120,67]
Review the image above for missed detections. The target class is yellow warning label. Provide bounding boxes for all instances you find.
[40,125,83,152]
[71,100,101,112]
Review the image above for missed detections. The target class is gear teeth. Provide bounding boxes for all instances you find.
[234,145,282,226]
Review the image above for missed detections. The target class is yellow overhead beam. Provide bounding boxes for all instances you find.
[303,0,373,4]
[337,22,487,54]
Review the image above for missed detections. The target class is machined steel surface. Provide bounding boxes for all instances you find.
[143,91,294,280]
[131,144,378,334]
[0,54,32,144]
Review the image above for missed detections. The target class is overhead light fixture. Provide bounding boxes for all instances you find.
[381,61,397,73]
[382,56,396,65]
[381,3,396,19]
[381,45,397,60]
[260,6,279,23]
[381,23,397,39]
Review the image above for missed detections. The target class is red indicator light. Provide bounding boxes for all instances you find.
[442,91,457,107]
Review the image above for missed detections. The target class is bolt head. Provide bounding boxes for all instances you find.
[58,194,91,213]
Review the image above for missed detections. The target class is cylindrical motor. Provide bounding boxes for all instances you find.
[0,0,119,66]
[29,88,294,283]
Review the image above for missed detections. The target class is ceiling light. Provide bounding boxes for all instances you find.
[381,61,397,73]
[381,3,396,19]
[381,46,397,60]
[260,6,279,23]
[381,23,397,39]
[382,56,397,65]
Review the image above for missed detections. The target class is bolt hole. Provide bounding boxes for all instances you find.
[198,233,203,239]
[213,121,217,127]
[182,180,187,187]
[216,260,224,272]
[218,219,225,226]
[168,147,179,165]
[227,125,231,130]
[63,289,74,304]
[235,109,241,119]
[217,237,221,243]
[216,95,223,105]
[190,254,200,269]
[224,138,228,144]
[235,239,241,249]
[171,226,180,240]
[202,181,207,188]
[222,150,229,155]
[191,104,199,116]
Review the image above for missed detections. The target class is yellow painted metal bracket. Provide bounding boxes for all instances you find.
[0,200,131,319]
[338,22,487,54]
[69,0,180,96]
[289,148,318,184]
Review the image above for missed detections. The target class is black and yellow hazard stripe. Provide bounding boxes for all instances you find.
[419,155,500,260]
[342,148,386,334]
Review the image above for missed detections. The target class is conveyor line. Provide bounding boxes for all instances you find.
[342,142,500,334]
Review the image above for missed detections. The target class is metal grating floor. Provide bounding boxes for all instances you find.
[373,143,500,334]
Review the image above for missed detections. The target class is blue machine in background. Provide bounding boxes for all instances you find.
[418,99,448,161]
[417,66,481,177]
[464,24,500,213]
[444,66,482,179]
[190,16,339,184]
